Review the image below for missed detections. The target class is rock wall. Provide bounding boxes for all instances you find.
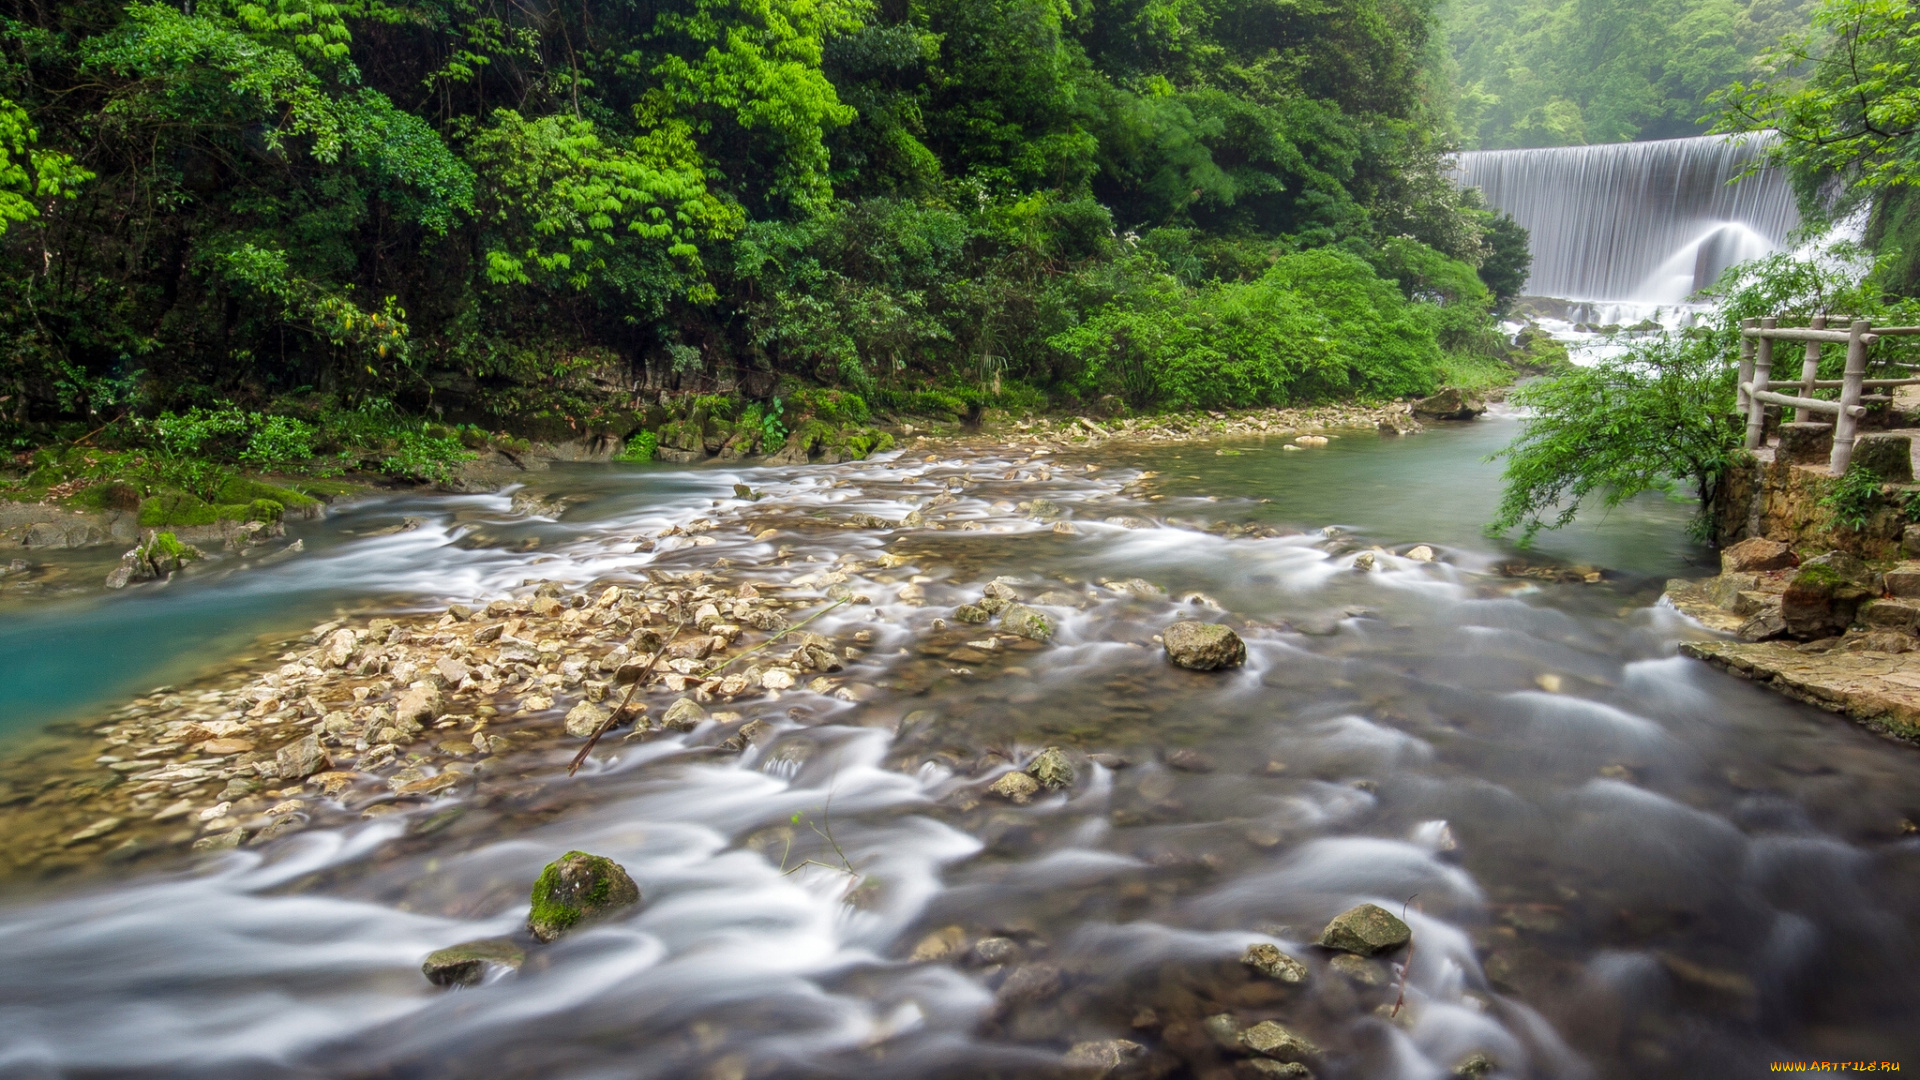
[1714,455,1909,560]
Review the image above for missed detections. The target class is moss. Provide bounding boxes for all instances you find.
[246,498,284,522]
[145,531,197,562]
[215,476,319,510]
[1791,563,1847,591]
[140,491,219,527]
[526,850,641,943]
[70,481,143,511]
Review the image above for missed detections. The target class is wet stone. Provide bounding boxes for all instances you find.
[564,702,610,738]
[1026,746,1074,790]
[1241,1062,1312,1078]
[1242,943,1309,984]
[1327,953,1386,986]
[1239,1020,1320,1063]
[990,771,1040,804]
[422,938,527,987]
[527,851,641,943]
[1163,621,1246,670]
[999,603,1054,642]
[1062,1039,1145,1077]
[1317,903,1411,956]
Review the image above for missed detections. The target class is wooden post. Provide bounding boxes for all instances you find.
[1746,317,1775,450]
[1796,314,1826,423]
[1737,317,1757,417]
[1829,320,1871,476]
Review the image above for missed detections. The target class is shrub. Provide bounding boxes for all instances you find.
[614,430,659,462]
[1820,464,1882,532]
[1053,248,1442,409]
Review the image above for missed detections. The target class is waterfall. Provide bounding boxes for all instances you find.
[1452,134,1801,306]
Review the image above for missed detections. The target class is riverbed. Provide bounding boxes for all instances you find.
[1,416,1916,1080]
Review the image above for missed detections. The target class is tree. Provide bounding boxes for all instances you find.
[1714,0,1920,209]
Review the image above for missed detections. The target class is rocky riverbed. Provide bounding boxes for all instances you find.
[8,417,1913,1080]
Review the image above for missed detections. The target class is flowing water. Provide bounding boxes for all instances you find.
[1452,136,1800,308]
[3,419,1919,1080]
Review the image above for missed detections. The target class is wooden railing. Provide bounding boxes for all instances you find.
[1738,317,1920,475]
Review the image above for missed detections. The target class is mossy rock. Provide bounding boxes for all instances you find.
[72,481,143,512]
[527,850,641,943]
[246,498,284,522]
[216,476,318,510]
[139,491,219,528]
[1853,434,1914,483]
[999,603,1054,642]
[1025,746,1074,790]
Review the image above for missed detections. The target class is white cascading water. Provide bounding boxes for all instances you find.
[1452,134,1800,306]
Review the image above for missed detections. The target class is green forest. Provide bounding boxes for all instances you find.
[1446,0,1818,147]
[0,0,1531,487]
[1,0,1916,495]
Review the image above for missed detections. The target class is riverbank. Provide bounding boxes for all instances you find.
[1663,538,1920,743]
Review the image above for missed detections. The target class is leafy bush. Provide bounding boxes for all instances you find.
[1053,249,1442,409]
[1820,464,1882,532]
[614,431,659,462]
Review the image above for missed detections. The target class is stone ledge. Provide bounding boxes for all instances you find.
[1679,639,1920,744]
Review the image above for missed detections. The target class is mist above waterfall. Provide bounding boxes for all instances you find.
[1453,135,1800,305]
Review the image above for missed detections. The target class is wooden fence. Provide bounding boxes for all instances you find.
[1738,317,1920,475]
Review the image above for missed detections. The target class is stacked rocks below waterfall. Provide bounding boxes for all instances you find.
[1666,542,1920,742]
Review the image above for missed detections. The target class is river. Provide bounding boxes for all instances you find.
[0,415,1916,1080]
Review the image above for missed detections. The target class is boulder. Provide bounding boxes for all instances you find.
[526,851,641,942]
[953,604,990,625]
[1882,562,1920,599]
[1163,621,1247,671]
[1025,747,1074,790]
[1862,599,1920,631]
[1781,563,1873,639]
[1801,549,1872,586]
[999,603,1054,642]
[1906,523,1920,560]
[1238,1020,1321,1063]
[1706,573,1758,610]
[1720,537,1795,574]
[1776,422,1834,465]
[1316,903,1411,956]
[421,938,526,987]
[1242,943,1309,984]
[1410,388,1486,421]
[1852,433,1913,483]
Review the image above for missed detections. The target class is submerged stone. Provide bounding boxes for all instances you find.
[1062,1039,1144,1077]
[1242,942,1309,984]
[422,938,526,987]
[1239,1020,1321,1062]
[990,771,1040,803]
[1000,603,1054,642]
[526,851,641,943]
[1317,903,1411,956]
[1026,746,1074,790]
[1163,621,1246,670]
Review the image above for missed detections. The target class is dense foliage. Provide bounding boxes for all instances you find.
[1713,0,1920,289]
[1448,0,1817,147]
[1491,242,1920,540]
[0,0,1521,461]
